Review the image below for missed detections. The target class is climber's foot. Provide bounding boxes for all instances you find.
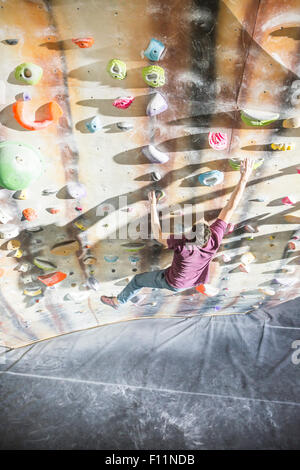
[101,296,120,310]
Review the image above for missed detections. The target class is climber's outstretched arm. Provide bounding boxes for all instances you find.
[148,190,168,248]
[218,157,254,223]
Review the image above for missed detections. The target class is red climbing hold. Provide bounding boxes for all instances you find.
[37,271,67,286]
[208,132,228,150]
[22,208,37,221]
[113,96,135,109]
[13,101,63,131]
[72,37,94,48]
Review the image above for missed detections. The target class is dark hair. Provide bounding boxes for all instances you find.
[190,222,211,247]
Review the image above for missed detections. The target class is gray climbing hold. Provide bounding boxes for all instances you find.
[142,145,169,164]
[151,171,161,181]
[4,39,19,45]
[117,122,133,131]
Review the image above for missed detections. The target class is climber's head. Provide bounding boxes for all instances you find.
[186,222,211,247]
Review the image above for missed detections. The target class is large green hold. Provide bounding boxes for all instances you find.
[0,141,44,190]
[15,62,43,85]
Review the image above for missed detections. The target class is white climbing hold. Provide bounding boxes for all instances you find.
[0,224,19,239]
[86,276,100,291]
[67,182,87,199]
[146,92,168,116]
[142,145,169,164]
[0,208,13,224]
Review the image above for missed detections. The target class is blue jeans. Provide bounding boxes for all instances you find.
[117,269,180,304]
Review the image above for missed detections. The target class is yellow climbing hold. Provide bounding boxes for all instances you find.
[271,143,293,151]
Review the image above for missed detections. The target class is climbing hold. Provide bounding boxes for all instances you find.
[0,80,5,104]
[122,242,145,252]
[4,39,19,45]
[229,157,263,171]
[117,121,134,131]
[85,115,102,133]
[37,271,67,287]
[239,264,251,273]
[21,91,31,101]
[283,117,300,128]
[33,258,57,271]
[104,255,119,263]
[6,239,21,251]
[244,225,258,233]
[12,248,23,258]
[23,283,42,296]
[271,143,293,151]
[48,207,60,214]
[198,170,224,186]
[287,230,300,250]
[75,206,82,211]
[282,196,296,205]
[240,252,255,265]
[146,92,168,116]
[208,132,228,151]
[144,38,165,61]
[142,65,165,87]
[240,109,279,126]
[17,262,31,272]
[15,63,43,85]
[67,182,86,199]
[13,101,63,131]
[222,253,231,262]
[195,284,219,297]
[259,287,275,296]
[22,208,37,221]
[0,207,13,224]
[42,187,57,196]
[129,255,140,264]
[225,223,235,234]
[0,224,19,239]
[72,37,94,48]
[113,96,135,109]
[73,220,87,231]
[107,59,127,80]
[0,141,43,190]
[142,145,169,164]
[82,256,97,265]
[151,171,161,181]
[155,189,166,201]
[63,293,74,301]
[13,189,27,200]
[50,240,80,256]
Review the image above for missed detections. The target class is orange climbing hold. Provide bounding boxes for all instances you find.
[72,37,94,48]
[37,271,67,286]
[22,208,37,221]
[13,101,63,131]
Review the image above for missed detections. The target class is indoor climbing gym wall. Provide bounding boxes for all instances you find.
[0,0,300,349]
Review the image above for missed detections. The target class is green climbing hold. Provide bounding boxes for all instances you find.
[106,59,127,80]
[229,158,264,171]
[240,109,279,127]
[142,65,165,88]
[15,62,43,85]
[0,141,44,190]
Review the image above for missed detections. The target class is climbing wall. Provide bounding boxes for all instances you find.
[0,0,299,349]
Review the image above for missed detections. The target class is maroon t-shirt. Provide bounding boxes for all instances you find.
[165,218,227,289]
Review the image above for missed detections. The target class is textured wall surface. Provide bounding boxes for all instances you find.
[0,0,299,348]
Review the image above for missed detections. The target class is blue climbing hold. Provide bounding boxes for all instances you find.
[85,116,102,133]
[144,38,165,62]
[198,170,224,187]
[104,255,119,263]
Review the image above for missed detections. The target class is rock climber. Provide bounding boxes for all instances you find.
[101,157,254,309]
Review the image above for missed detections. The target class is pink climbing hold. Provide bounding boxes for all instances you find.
[282,196,296,205]
[208,131,228,151]
[113,96,135,109]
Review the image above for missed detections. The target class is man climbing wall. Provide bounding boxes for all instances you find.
[101,157,255,309]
